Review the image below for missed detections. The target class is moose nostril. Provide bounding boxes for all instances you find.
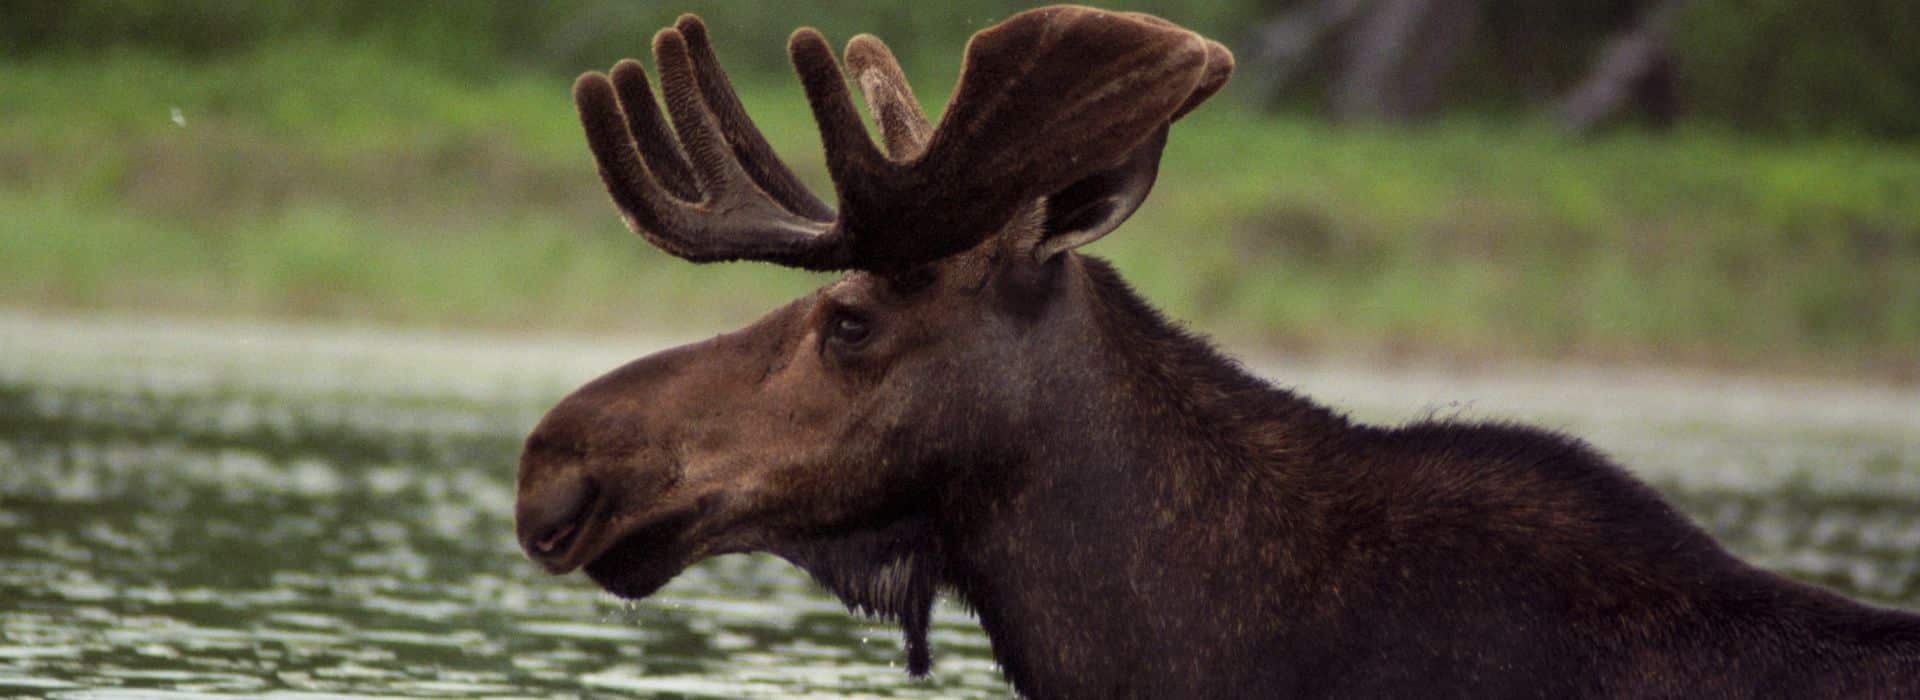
[532,520,577,554]
[517,473,596,561]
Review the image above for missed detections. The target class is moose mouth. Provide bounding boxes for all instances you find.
[580,508,707,600]
[572,503,944,676]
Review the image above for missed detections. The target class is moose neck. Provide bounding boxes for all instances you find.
[935,255,1349,697]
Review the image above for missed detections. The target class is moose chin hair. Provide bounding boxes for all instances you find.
[581,518,701,600]
[583,554,685,600]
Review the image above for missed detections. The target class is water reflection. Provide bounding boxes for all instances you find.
[1,316,1916,697]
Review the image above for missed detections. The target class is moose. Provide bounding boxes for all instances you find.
[515,6,1920,698]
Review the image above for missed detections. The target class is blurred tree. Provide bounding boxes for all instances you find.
[3,0,1913,137]
[1330,0,1485,122]
[1246,0,1673,129]
[1240,0,1917,138]
[1555,2,1682,133]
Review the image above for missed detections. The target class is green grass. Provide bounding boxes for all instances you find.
[6,43,1919,377]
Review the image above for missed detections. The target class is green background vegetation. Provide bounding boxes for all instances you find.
[4,1,1917,378]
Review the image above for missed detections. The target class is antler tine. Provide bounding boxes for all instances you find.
[574,47,849,267]
[606,60,699,202]
[844,35,933,161]
[575,7,1227,273]
[674,15,835,222]
[821,6,1213,269]
[653,29,761,202]
[787,29,892,201]
[574,72,707,258]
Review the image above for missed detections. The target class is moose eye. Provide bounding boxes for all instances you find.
[825,312,872,346]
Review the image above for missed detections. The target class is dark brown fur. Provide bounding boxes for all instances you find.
[516,6,1920,698]
[520,249,1920,698]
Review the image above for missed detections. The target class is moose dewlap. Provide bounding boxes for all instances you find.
[513,5,1920,698]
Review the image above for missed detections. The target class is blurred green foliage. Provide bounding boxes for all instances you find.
[6,0,1916,137]
[1675,0,1920,136]
[1,2,1257,73]
[2,1,1916,377]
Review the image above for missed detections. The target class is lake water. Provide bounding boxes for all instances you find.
[3,312,1917,698]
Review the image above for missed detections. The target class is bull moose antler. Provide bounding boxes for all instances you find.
[572,6,1234,272]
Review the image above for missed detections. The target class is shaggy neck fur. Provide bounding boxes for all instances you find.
[931,255,1357,697]
[771,516,942,675]
[919,256,1920,698]
[765,253,1920,698]
[770,254,1343,686]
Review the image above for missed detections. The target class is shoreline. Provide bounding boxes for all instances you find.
[7,309,1914,438]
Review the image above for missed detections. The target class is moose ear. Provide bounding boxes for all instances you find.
[1030,126,1169,262]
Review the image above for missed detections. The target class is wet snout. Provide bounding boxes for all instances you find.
[515,466,597,570]
[513,303,808,578]
[513,349,681,573]
[511,337,729,574]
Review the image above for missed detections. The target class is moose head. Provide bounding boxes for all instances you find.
[516,6,1232,675]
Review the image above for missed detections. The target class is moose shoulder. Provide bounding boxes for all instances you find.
[513,6,1920,698]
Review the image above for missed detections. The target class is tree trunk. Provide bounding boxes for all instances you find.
[1557,1,1685,133]
[1243,0,1370,107]
[1331,0,1483,122]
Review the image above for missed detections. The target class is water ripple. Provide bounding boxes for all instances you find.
[3,315,1915,696]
